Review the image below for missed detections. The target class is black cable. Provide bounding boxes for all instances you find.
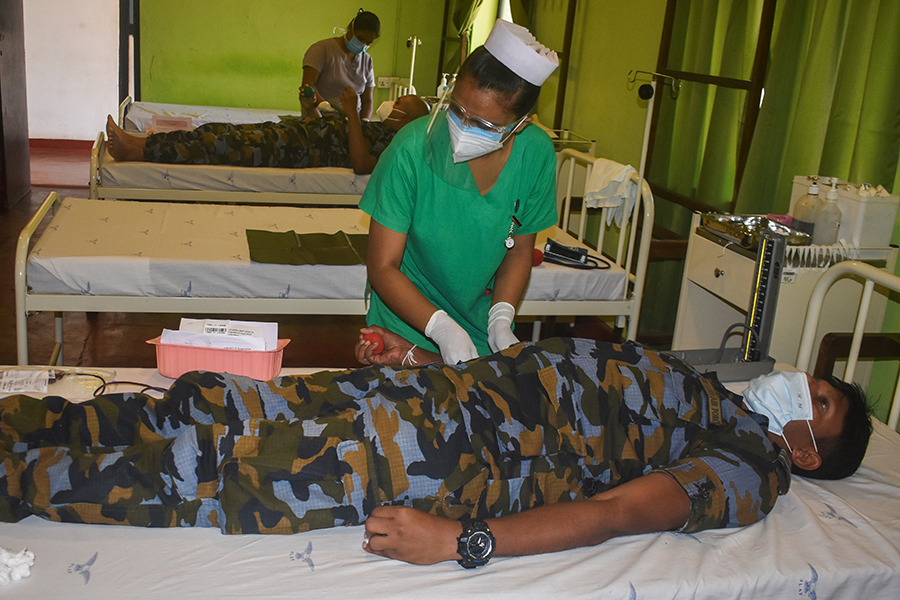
[715,322,757,364]
[586,254,612,270]
[543,253,612,270]
[93,380,169,397]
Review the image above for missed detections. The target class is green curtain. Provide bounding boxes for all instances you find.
[649,0,763,212]
[736,0,900,214]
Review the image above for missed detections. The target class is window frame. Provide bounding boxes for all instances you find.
[646,0,777,216]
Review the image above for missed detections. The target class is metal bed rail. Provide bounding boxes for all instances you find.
[796,260,900,429]
[554,148,655,338]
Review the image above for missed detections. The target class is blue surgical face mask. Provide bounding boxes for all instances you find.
[346,35,368,55]
[446,110,503,163]
[743,371,818,454]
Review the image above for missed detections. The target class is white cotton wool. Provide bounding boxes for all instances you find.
[0,546,35,585]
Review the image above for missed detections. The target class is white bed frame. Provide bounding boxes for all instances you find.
[548,148,652,336]
[796,260,900,429]
[17,151,653,365]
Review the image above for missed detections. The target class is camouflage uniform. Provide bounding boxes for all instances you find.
[0,338,789,535]
[142,115,396,169]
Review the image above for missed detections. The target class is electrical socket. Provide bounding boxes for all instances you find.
[377,77,391,89]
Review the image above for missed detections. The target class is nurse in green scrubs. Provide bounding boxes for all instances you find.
[358,20,560,365]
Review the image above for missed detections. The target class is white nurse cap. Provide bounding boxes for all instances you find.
[483,19,559,86]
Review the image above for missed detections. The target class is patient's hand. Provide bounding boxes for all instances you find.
[355,325,414,366]
[299,91,321,117]
[340,85,359,116]
[362,506,460,565]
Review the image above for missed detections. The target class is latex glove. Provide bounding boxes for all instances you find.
[425,310,478,365]
[488,302,519,352]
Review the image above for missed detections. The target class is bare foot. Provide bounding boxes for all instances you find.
[106,115,146,162]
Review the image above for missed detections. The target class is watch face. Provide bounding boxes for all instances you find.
[466,530,494,560]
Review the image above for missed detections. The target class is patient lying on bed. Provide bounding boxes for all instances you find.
[0,333,870,568]
[106,88,429,175]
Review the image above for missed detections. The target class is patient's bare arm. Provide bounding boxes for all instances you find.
[362,472,690,565]
[341,86,378,174]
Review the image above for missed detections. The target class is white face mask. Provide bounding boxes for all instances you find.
[446,110,503,163]
[376,101,395,122]
[743,371,818,454]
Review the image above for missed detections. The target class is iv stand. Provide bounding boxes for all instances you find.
[407,36,421,95]
[626,70,680,206]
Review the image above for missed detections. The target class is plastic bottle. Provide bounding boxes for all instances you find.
[812,180,842,245]
[792,178,821,236]
[437,74,450,98]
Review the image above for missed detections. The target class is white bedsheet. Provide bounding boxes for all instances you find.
[123,101,304,133]
[0,371,897,600]
[26,198,627,304]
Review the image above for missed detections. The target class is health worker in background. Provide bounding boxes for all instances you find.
[301,9,379,120]
[359,19,560,365]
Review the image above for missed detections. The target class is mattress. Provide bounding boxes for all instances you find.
[0,365,897,599]
[26,198,627,304]
[99,150,370,196]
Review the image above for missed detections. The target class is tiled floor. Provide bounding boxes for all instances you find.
[2,143,610,369]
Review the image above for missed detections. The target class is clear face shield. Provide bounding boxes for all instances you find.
[424,79,528,192]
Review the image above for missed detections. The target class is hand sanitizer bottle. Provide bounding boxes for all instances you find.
[792,177,821,236]
[812,180,841,245]
[437,74,450,97]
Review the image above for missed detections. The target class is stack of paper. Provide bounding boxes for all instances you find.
[160,318,278,351]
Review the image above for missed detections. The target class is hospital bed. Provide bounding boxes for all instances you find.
[89,97,370,205]
[90,99,597,206]
[17,149,652,365]
[2,259,899,598]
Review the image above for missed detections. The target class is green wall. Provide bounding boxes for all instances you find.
[140,0,446,109]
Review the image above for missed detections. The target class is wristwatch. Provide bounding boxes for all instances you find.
[456,518,495,569]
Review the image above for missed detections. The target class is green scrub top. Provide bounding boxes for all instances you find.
[359,115,558,355]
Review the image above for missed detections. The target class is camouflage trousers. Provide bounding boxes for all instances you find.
[0,339,784,534]
[143,116,394,169]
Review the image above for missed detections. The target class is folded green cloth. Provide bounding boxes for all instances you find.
[246,229,368,265]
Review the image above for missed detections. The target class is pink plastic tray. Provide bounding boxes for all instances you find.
[147,336,290,380]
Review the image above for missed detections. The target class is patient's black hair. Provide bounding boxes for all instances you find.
[458,46,541,120]
[793,376,872,480]
[353,9,380,36]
